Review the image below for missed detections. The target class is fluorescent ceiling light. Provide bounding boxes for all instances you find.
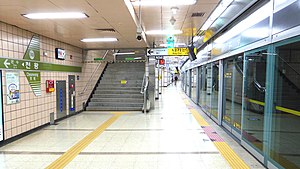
[146,30,182,35]
[81,38,118,42]
[200,0,233,30]
[132,0,196,6]
[171,7,179,14]
[215,2,271,44]
[159,43,186,47]
[114,52,135,55]
[22,12,88,19]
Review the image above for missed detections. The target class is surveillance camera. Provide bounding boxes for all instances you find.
[136,26,143,41]
[136,33,142,41]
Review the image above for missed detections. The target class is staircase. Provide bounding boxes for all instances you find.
[86,62,145,111]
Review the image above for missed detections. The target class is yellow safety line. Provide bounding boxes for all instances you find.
[190,109,209,126]
[184,99,190,106]
[188,106,249,168]
[214,142,250,169]
[46,113,123,169]
[248,99,300,116]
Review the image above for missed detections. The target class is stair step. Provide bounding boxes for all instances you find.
[98,84,142,87]
[94,90,141,94]
[97,87,141,90]
[102,76,144,80]
[92,94,143,98]
[91,98,143,103]
[100,81,143,85]
[89,102,143,107]
[86,106,142,111]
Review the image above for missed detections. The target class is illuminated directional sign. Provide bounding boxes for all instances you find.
[147,47,195,56]
[168,48,189,56]
[0,58,81,72]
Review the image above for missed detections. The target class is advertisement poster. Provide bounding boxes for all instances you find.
[6,71,20,104]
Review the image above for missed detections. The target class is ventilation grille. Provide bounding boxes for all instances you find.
[95,28,116,32]
[191,12,205,17]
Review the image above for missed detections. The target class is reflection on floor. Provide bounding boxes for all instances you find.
[0,85,264,169]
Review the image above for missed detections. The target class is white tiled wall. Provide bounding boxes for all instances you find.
[0,21,109,140]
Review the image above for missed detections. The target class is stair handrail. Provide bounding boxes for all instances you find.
[235,61,265,93]
[140,73,149,113]
[277,55,300,77]
[254,79,266,93]
[276,56,300,91]
[140,73,146,94]
[143,78,149,114]
[80,50,109,95]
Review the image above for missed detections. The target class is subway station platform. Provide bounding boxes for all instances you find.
[0,84,264,169]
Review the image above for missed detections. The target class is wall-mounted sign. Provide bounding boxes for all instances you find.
[159,59,165,65]
[6,71,20,104]
[55,48,66,60]
[46,80,55,93]
[0,58,81,72]
[147,47,196,56]
[25,71,41,96]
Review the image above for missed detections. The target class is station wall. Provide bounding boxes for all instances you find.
[0,21,108,140]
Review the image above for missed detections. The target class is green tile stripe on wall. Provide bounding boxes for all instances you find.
[0,58,81,72]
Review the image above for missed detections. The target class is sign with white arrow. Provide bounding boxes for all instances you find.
[147,47,195,56]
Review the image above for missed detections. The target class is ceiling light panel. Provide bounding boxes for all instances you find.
[146,30,183,35]
[22,12,88,19]
[81,38,118,42]
[131,0,196,6]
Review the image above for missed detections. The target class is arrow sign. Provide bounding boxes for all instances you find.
[4,59,10,68]
[146,48,168,56]
[147,49,153,55]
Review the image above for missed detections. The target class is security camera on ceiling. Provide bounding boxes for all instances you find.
[136,26,143,41]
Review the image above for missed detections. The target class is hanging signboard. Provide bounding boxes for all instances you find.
[147,47,196,56]
[6,71,20,104]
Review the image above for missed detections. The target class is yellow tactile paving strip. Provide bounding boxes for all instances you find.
[183,94,250,169]
[214,142,250,169]
[190,109,209,126]
[46,112,125,169]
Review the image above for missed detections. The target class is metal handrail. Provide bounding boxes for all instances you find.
[254,79,266,93]
[80,50,109,95]
[142,80,149,113]
[140,73,149,113]
[277,55,300,77]
[140,73,146,94]
[235,62,265,93]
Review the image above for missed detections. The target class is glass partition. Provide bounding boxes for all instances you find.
[211,62,219,119]
[270,40,300,168]
[223,55,243,131]
[242,49,267,152]
[186,70,191,96]
[199,66,208,110]
[191,68,197,102]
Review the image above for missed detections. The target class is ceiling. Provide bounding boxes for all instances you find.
[0,0,220,50]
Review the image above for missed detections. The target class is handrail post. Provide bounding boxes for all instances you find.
[144,55,149,114]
